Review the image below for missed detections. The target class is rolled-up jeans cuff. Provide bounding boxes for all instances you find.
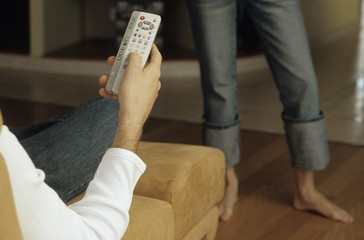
[203,120,241,168]
[283,111,330,170]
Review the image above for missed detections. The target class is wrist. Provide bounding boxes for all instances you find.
[112,113,144,153]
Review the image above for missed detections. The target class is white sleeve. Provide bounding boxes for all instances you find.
[0,125,146,240]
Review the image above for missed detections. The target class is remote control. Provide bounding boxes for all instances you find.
[106,11,161,95]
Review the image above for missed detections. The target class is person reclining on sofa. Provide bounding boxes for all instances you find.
[0,45,162,239]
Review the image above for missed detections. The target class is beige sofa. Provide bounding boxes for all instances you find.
[0,110,225,240]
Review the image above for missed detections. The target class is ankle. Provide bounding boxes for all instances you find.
[294,169,317,196]
[226,167,238,182]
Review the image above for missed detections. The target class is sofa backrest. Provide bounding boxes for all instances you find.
[0,110,24,239]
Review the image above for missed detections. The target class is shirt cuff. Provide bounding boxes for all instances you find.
[104,148,146,173]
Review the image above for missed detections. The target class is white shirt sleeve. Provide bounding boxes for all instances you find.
[0,125,146,240]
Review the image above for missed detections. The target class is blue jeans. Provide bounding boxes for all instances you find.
[11,97,119,202]
[186,0,329,170]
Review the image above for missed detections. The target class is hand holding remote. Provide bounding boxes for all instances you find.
[99,44,162,152]
[106,11,161,95]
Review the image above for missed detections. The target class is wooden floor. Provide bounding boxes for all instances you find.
[1,98,363,240]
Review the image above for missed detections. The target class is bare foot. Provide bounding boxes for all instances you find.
[218,167,239,222]
[293,189,354,223]
[293,169,354,223]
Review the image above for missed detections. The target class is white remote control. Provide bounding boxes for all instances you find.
[106,11,161,95]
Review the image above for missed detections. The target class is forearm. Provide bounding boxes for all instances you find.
[70,148,146,239]
[112,112,145,153]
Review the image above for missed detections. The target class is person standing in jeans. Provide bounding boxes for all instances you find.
[185,0,354,223]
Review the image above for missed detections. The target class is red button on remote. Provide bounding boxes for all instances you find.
[140,16,145,20]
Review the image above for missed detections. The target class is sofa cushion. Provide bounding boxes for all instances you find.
[136,142,225,239]
[0,110,23,239]
[0,155,24,240]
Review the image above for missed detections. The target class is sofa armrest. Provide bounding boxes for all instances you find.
[122,195,174,240]
[135,141,225,239]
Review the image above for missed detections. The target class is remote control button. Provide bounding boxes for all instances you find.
[138,39,142,43]
[150,25,155,30]
[132,38,136,42]
[138,22,143,27]
[140,16,145,20]
[144,21,151,25]
[142,26,149,30]
[144,41,148,45]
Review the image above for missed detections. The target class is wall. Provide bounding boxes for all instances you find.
[30,0,82,56]
[83,0,115,39]
[301,0,361,46]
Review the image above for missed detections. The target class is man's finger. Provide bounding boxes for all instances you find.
[145,44,162,70]
[126,52,142,70]
[99,88,118,99]
[107,56,116,66]
[99,75,108,86]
